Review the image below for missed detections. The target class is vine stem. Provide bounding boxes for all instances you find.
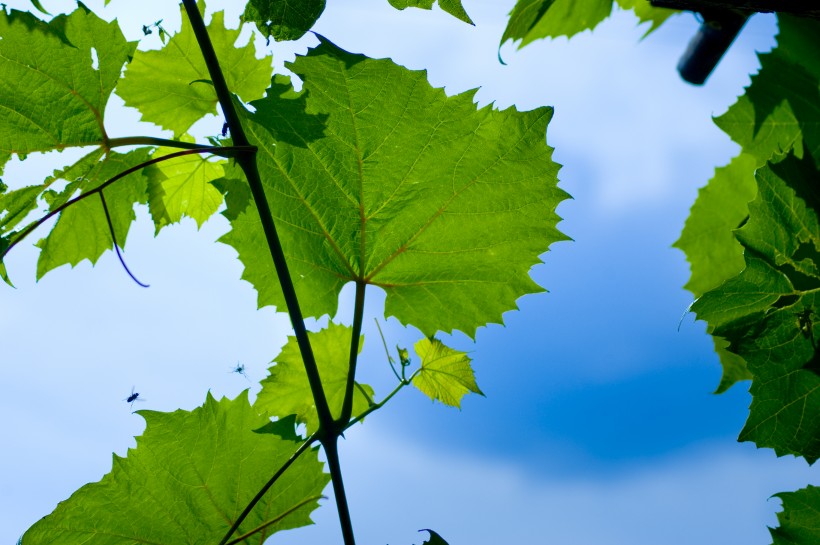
[1,146,250,261]
[178,2,355,544]
[339,281,366,425]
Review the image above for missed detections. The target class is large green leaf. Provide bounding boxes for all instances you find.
[714,16,820,168]
[771,486,820,545]
[220,38,567,337]
[692,153,820,462]
[241,0,327,41]
[387,0,474,25]
[256,323,375,433]
[145,139,225,233]
[34,149,151,280]
[0,5,135,155]
[674,153,758,392]
[412,337,483,408]
[117,6,273,135]
[21,392,329,544]
[500,0,612,48]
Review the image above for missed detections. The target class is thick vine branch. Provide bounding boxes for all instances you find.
[178,0,334,431]
[650,0,820,17]
[1,146,250,261]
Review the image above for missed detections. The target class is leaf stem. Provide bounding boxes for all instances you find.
[375,318,402,382]
[106,136,238,157]
[179,0,334,431]
[345,370,419,431]
[224,494,326,545]
[339,281,366,426]
[99,191,149,287]
[1,146,248,261]
[218,433,319,545]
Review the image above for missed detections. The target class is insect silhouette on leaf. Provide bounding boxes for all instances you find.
[124,386,144,409]
[229,362,249,381]
[221,122,229,137]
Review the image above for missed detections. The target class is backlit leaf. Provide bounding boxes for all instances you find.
[714,16,820,168]
[241,0,326,41]
[501,0,612,48]
[692,153,820,462]
[412,337,483,408]
[771,486,820,545]
[615,0,675,36]
[0,5,135,155]
[387,0,473,25]
[21,392,329,544]
[220,38,567,337]
[117,7,273,135]
[35,148,151,280]
[145,138,225,233]
[256,323,375,433]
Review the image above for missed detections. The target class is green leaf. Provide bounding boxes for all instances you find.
[615,0,675,36]
[21,392,329,544]
[117,7,273,135]
[771,486,820,545]
[412,337,483,408]
[387,0,474,25]
[501,0,612,49]
[35,148,151,280]
[220,38,568,337]
[420,529,451,545]
[241,0,327,41]
[714,16,820,168]
[674,153,758,392]
[0,5,135,155]
[692,152,820,462]
[256,322,375,433]
[145,138,225,233]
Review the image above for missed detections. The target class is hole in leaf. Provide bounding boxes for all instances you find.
[772,294,799,309]
[90,47,98,70]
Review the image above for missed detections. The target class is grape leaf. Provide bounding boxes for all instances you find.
[615,0,675,36]
[35,148,151,280]
[674,153,758,392]
[387,0,474,25]
[0,5,135,155]
[241,0,327,41]
[771,486,820,545]
[256,323,375,433]
[117,6,273,136]
[501,0,612,48]
[692,153,820,462]
[21,392,329,544]
[220,38,567,337]
[412,337,483,408]
[714,16,820,168]
[420,529,451,545]
[145,138,225,233]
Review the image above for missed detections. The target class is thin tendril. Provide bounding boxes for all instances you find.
[99,191,149,288]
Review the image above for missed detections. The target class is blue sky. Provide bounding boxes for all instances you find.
[0,1,816,544]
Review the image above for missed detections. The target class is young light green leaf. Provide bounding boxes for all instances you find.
[0,5,135,155]
[117,7,273,135]
[692,153,820,462]
[21,392,329,544]
[256,322,375,433]
[770,486,820,545]
[220,38,568,338]
[387,0,474,25]
[145,138,225,233]
[241,0,327,41]
[412,337,483,408]
[501,0,612,49]
[714,16,820,168]
[35,149,151,280]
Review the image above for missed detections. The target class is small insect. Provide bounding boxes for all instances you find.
[124,386,144,409]
[221,122,229,137]
[141,24,152,36]
[230,362,249,380]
